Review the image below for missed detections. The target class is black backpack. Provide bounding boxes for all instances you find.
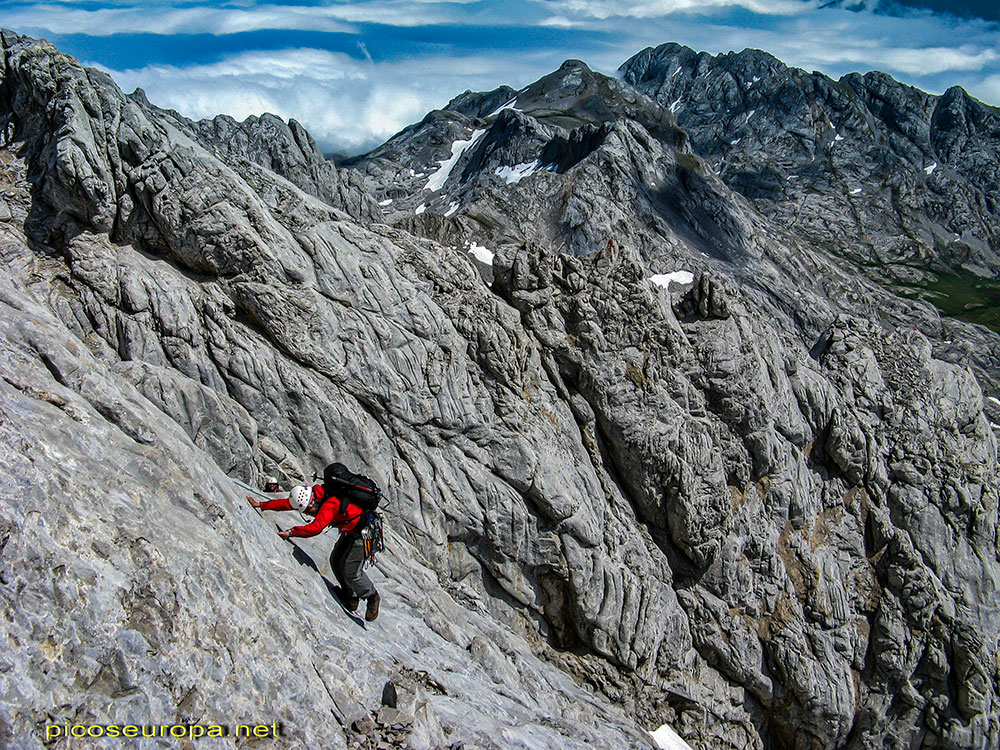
[322,463,382,512]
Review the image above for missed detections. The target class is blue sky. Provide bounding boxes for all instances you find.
[4,0,999,154]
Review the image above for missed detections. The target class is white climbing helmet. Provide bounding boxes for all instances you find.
[289,484,314,512]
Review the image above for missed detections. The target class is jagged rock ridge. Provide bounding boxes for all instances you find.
[1,29,998,750]
[347,52,1000,396]
[619,43,1000,329]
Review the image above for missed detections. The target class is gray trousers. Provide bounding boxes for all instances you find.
[330,533,376,599]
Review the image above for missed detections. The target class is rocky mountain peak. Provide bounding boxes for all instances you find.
[0,29,664,747]
[443,85,518,119]
[127,86,152,107]
[620,41,1000,339]
[624,43,785,88]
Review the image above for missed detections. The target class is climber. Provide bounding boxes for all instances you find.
[262,476,281,494]
[247,484,381,621]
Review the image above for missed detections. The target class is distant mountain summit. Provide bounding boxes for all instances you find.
[620,42,1000,329]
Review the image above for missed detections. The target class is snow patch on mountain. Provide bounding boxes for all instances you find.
[649,723,695,750]
[425,128,486,192]
[651,271,694,289]
[487,98,519,117]
[495,160,541,184]
[468,242,494,265]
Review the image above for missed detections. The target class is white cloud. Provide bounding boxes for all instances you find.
[809,44,999,75]
[535,0,819,22]
[3,0,488,37]
[307,0,479,26]
[98,47,550,154]
[2,4,354,36]
[766,15,1000,77]
[971,74,1000,105]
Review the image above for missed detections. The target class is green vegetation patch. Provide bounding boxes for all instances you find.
[896,268,1000,332]
[825,240,1000,332]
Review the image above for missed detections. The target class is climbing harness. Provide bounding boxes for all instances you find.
[360,512,385,567]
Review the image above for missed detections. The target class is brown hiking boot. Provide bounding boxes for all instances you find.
[334,586,359,612]
[365,592,381,621]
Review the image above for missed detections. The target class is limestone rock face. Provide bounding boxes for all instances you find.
[183,110,382,222]
[1,29,998,750]
[0,31,655,750]
[492,242,999,749]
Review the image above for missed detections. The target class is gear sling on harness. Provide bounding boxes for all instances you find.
[360,512,385,566]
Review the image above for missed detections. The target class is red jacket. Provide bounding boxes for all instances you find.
[260,484,364,536]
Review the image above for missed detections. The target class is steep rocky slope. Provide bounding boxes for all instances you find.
[1,30,999,750]
[0,31,656,750]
